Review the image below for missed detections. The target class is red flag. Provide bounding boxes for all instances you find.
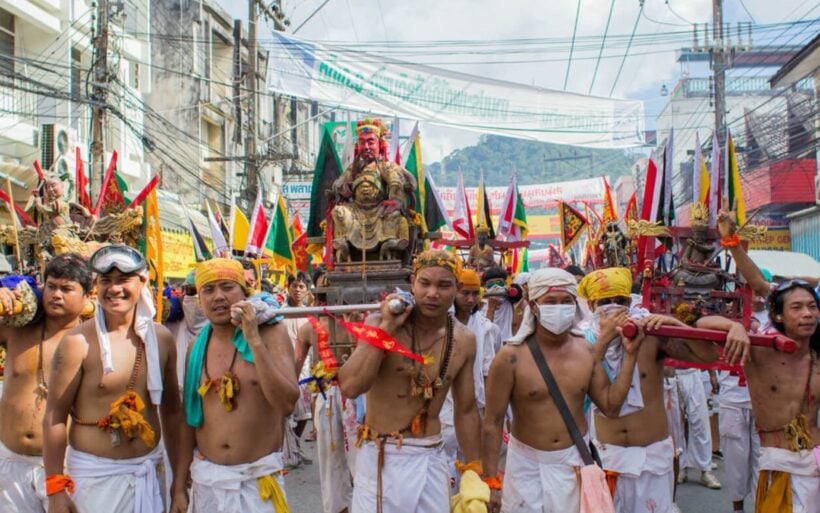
[291,212,308,272]
[601,176,617,224]
[75,147,91,210]
[93,151,124,215]
[637,152,662,266]
[623,191,638,224]
[0,189,36,226]
[33,160,44,183]
[244,190,269,256]
[126,175,159,210]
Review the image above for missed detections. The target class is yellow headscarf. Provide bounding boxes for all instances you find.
[195,258,251,295]
[413,250,463,278]
[459,269,481,289]
[577,267,633,301]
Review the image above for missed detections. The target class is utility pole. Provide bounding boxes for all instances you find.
[711,0,726,147]
[90,0,110,206]
[246,0,259,205]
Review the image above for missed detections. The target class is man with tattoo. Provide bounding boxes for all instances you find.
[0,254,91,513]
[577,267,727,513]
[43,245,181,513]
[481,267,642,513]
[339,250,482,513]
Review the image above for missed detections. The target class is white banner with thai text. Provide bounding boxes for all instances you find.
[268,34,645,149]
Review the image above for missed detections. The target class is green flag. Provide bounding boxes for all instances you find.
[264,195,294,271]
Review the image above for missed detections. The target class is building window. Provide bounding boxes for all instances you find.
[0,8,14,76]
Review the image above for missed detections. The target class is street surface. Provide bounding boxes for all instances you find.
[284,423,752,513]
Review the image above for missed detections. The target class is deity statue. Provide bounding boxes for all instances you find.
[468,226,495,272]
[673,202,721,296]
[331,118,416,262]
[31,177,73,237]
[598,221,631,268]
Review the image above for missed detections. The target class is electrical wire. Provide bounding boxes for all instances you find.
[738,0,758,24]
[609,3,643,96]
[563,0,583,90]
[665,0,695,26]
[589,0,616,95]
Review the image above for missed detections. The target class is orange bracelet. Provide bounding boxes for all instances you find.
[720,234,741,248]
[46,474,75,496]
[455,460,483,475]
[482,476,503,490]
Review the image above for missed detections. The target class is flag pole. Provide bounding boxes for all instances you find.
[5,176,22,273]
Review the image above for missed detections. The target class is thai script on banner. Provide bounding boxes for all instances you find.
[281,182,313,200]
[268,33,645,149]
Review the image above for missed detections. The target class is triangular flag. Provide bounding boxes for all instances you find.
[307,125,343,238]
[499,173,528,241]
[388,116,401,165]
[230,200,250,253]
[207,202,230,257]
[709,133,722,226]
[403,122,424,215]
[477,171,495,239]
[94,151,125,215]
[75,147,91,210]
[660,128,675,227]
[264,194,295,270]
[726,129,746,225]
[245,189,269,257]
[623,191,638,225]
[452,171,474,239]
[636,151,662,265]
[558,201,589,253]
[144,189,163,322]
[291,211,308,272]
[181,201,211,261]
[601,176,617,224]
[423,172,451,234]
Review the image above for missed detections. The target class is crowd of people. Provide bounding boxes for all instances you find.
[0,206,816,513]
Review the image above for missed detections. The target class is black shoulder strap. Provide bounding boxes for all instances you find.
[525,336,595,466]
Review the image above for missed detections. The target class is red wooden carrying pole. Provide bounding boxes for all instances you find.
[620,321,797,353]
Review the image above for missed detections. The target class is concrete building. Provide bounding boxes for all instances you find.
[147,0,273,212]
[0,0,152,212]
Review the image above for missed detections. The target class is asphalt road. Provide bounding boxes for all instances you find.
[284,423,752,513]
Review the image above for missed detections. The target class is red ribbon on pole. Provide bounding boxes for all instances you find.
[126,175,160,210]
[307,315,337,371]
[336,318,425,364]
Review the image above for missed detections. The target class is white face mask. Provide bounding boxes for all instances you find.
[536,304,576,334]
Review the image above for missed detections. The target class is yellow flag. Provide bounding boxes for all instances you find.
[231,205,250,252]
[698,158,710,205]
[145,190,163,322]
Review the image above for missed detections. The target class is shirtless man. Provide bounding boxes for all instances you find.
[43,244,181,513]
[294,282,357,513]
[338,250,482,513]
[441,269,499,484]
[482,267,642,513]
[695,209,820,512]
[0,254,90,513]
[174,258,299,513]
[577,267,726,513]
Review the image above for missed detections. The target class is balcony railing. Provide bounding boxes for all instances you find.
[677,76,814,98]
[0,77,37,123]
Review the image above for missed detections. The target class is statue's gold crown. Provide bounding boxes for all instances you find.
[476,225,490,235]
[689,201,708,225]
[355,118,386,138]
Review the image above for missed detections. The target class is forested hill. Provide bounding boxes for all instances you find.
[424,134,635,187]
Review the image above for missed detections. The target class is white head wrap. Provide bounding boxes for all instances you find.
[506,268,581,345]
[95,274,163,405]
[512,272,531,287]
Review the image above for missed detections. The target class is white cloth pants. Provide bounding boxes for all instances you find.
[190,450,287,513]
[316,387,354,513]
[719,404,759,502]
[67,445,165,513]
[351,435,449,513]
[676,369,713,472]
[501,436,584,513]
[757,446,820,513]
[594,437,675,513]
[0,440,46,513]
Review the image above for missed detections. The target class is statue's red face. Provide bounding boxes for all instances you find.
[357,132,380,161]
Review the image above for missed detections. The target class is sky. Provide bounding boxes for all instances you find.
[222,0,817,162]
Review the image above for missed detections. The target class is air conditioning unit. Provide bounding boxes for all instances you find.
[40,124,76,201]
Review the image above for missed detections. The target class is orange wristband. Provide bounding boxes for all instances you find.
[454,459,483,475]
[482,475,503,490]
[720,234,741,248]
[46,474,75,496]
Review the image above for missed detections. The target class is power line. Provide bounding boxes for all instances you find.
[589,0,616,95]
[609,4,643,96]
[563,0,583,90]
